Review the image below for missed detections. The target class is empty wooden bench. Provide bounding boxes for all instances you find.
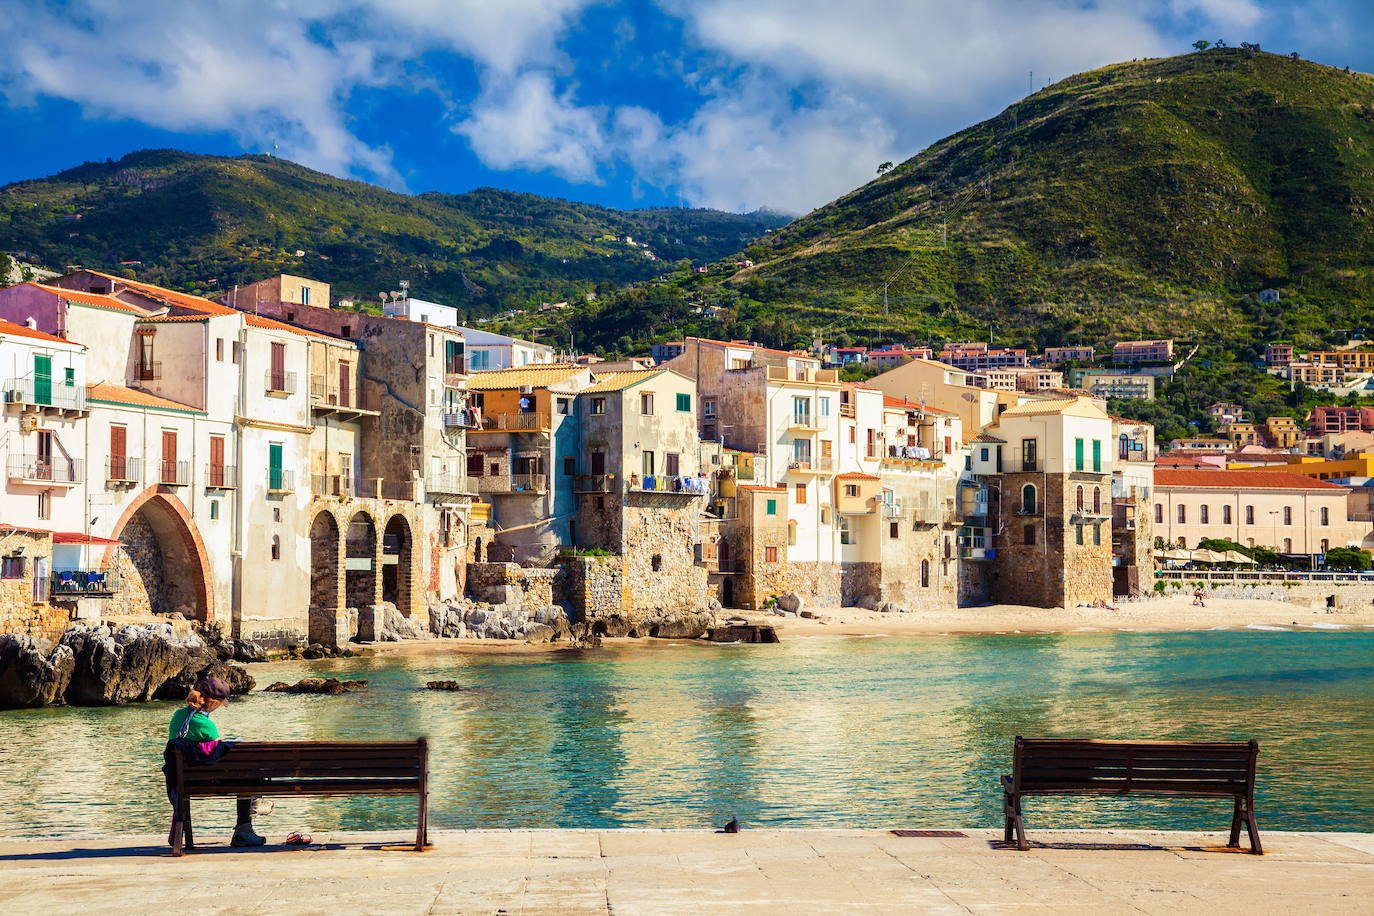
[169,739,428,855]
[1001,737,1262,854]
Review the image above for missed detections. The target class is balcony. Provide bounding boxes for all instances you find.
[881,502,904,519]
[629,475,708,496]
[787,413,823,432]
[356,477,417,501]
[106,456,142,487]
[425,473,468,496]
[135,361,162,382]
[204,464,238,489]
[764,365,839,384]
[49,568,121,598]
[839,403,856,418]
[786,457,833,475]
[267,469,295,495]
[158,460,190,486]
[4,378,88,414]
[443,410,478,429]
[472,411,551,433]
[312,473,356,498]
[476,473,547,494]
[309,377,378,415]
[444,370,465,388]
[265,370,298,396]
[8,455,83,487]
[959,547,995,560]
[574,474,616,493]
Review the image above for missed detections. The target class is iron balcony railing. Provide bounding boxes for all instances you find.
[135,361,162,381]
[309,376,378,412]
[477,411,551,431]
[312,473,357,497]
[106,455,143,484]
[268,469,295,493]
[8,455,84,483]
[158,459,190,485]
[49,567,121,597]
[4,378,88,411]
[265,369,298,395]
[205,464,238,488]
[425,473,467,495]
[573,474,615,493]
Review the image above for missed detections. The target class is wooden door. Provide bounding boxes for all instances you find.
[338,361,351,407]
[209,435,225,486]
[110,426,127,479]
[162,430,178,483]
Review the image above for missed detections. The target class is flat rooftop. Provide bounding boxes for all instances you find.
[0,828,1368,914]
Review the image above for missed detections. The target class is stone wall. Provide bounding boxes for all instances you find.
[0,531,70,642]
[737,490,788,609]
[991,472,1114,608]
[466,562,558,609]
[555,555,624,620]
[875,523,957,611]
[619,496,707,614]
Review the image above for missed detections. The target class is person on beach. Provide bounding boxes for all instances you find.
[1192,588,1207,607]
[163,676,267,848]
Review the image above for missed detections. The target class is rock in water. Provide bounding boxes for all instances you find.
[265,678,367,695]
[426,680,466,691]
[63,625,191,705]
[0,635,75,709]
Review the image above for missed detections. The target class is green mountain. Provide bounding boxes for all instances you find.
[0,149,790,313]
[600,48,1374,354]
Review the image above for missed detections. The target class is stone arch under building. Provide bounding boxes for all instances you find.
[382,514,416,615]
[345,511,379,610]
[309,510,343,645]
[103,489,213,622]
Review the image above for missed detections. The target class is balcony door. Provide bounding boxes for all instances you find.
[110,426,127,479]
[338,360,352,407]
[209,435,225,487]
[36,429,53,480]
[162,430,178,483]
[33,354,52,406]
[270,341,286,391]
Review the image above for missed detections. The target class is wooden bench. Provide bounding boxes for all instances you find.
[1001,737,1262,854]
[169,739,428,856]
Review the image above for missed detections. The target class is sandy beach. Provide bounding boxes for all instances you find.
[358,594,1374,657]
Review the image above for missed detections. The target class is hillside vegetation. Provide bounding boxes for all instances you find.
[0,149,789,312]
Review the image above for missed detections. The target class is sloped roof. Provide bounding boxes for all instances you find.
[87,383,203,414]
[1153,469,1348,491]
[28,282,152,315]
[999,396,1108,419]
[580,368,670,393]
[464,365,585,390]
[836,471,881,480]
[971,433,1006,443]
[0,317,82,347]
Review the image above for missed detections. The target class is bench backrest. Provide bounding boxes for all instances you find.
[1011,737,1258,796]
[177,740,425,787]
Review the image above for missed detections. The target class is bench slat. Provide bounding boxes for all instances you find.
[182,779,421,797]
[1021,768,1248,782]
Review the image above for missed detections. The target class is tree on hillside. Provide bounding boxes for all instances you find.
[1215,38,1228,48]
[876,162,894,175]
[1192,40,1211,52]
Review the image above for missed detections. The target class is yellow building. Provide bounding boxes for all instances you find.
[1236,454,1374,482]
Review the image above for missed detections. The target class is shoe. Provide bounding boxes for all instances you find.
[231,824,267,847]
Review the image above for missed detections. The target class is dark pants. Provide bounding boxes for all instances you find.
[237,798,253,826]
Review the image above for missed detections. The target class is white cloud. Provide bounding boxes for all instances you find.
[457,73,607,182]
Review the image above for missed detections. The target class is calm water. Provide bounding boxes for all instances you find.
[1,631,1371,837]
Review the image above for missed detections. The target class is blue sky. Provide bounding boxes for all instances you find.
[0,1,1369,214]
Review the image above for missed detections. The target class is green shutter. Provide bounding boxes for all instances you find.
[1092,439,1101,472]
[269,443,284,490]
[1074,437,1084,471]
[33,354,51,406]
[766,499,777,515]
[676,392,691,412]
[64,367,75,386]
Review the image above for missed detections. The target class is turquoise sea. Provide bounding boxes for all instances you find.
[0,631,1370,837]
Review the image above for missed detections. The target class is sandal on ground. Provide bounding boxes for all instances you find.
[284,832,313,845]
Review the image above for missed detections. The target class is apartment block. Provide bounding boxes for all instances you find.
[1044,346,1095,364]
[1112,339,1174,363]
[1152,470,1356,555]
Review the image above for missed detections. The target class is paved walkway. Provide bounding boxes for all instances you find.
[0,828,1370,914]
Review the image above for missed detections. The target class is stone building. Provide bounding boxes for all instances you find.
[972,396,1116,608]
[1111,418,1156,597]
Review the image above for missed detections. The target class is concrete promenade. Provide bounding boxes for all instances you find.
[0,828,1369,914]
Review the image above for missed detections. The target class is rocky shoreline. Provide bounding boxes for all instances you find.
[0,623,257,710]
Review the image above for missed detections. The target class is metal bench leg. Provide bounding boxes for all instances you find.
[1227,798,1243,848]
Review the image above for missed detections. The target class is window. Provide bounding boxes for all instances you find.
[300,286,311,306]
[703,398,717,418]
[1177,505,1186,524]
[766,499,777,515]
[787,520,797,546]
[161,429,178,484]
[665,452,680,476]
[64,367,74,386]
[1023,525,1036,546]
[1076,525,1084,546]
[1021,484,1037,514]
[980,448,989,462]
[1223,505,1232,524]
[428,334,434,357]
[467,454,485,476]
[792,396,811,427]
[839,516,853,545]
[590,397,606,415]
[764,546,779,563]
[216,338,224,361]
[651,554,663,572]
[231,341,241,364]
[470,350,491,370]
[590,451,606,475]
[1283,506,1292,526]
[640,392,655,415]
[676,393,691,412]
[844,484,859,497]
[795,483,807,505]
[1021,438,1037,471]
[820,506,830,524]
[1200,505,1209,524]
[920,558,930,586]
[1155,504,1163,524]
[563,456,576,476]
[37,491,50,520]
[1283,537,1292,552]
[138,334,155,378]
[1119,433,1132,459]
[209,434,227,487]
[819,397,830,417]
[866,429,877,458]
[1092,439,1101,472]
[109,425,128,480]
[1076,486,1084,511]
[889,522,899,540]
[557,397,571,416]
[1074,437,1085,471]
[209,500,219,520]
[1093,524,1101,546]
[703,424,716,440]
[1093,487,1101,513]
[642,451,655,477]
[445,339,463,374]
[848,426,855,444]
[1245,505,1255,525]
[270,535,281,560]
[1,557,23,578]
[1320,507,1329,526]
[269,442,284,491]
[1321,538,1329,552]
[792,438,812,466]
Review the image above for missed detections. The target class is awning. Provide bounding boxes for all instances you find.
[53,532,123,546]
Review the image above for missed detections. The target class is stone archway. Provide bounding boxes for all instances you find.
[309,510,343,645]
[104,489,213,621]
[345,511,378,611]
[382,514,415,615]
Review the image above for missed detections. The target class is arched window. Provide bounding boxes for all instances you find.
[1223,505,1232,525]
[1023,525,1036,546]
[1200,505,1209,524]
[1245,505,1254,525]
[787,519,798,546]
[1021,484,1037,514]
[1177,505,1186,524]
[1075,486,1084,511]
[270,535,281,561]
[1320,507,1329,526]
[1320,538,1329,552]
[1155,504,1163,524]
[920,559,930,588]
[1283,506,1292,526]
[1092,487,1101,514]
[1119,433,1131,459]
[1282,537,1292,552]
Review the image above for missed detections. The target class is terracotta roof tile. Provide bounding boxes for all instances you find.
[29,282,152,315]
[464,365,585,390]
[87,383,203,414]
[836,471,880,480]
[0,317,83,347]
[1153,469,1348,490]
[580,369,669,393]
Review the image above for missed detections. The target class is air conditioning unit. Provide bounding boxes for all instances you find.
[519,385,534,394]
[5,389,22,402]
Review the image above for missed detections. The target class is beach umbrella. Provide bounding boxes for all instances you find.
[1223,550,1256,564]
[1192,549,1225,563]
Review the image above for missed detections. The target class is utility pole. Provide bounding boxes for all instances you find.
[883,281,889,316]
